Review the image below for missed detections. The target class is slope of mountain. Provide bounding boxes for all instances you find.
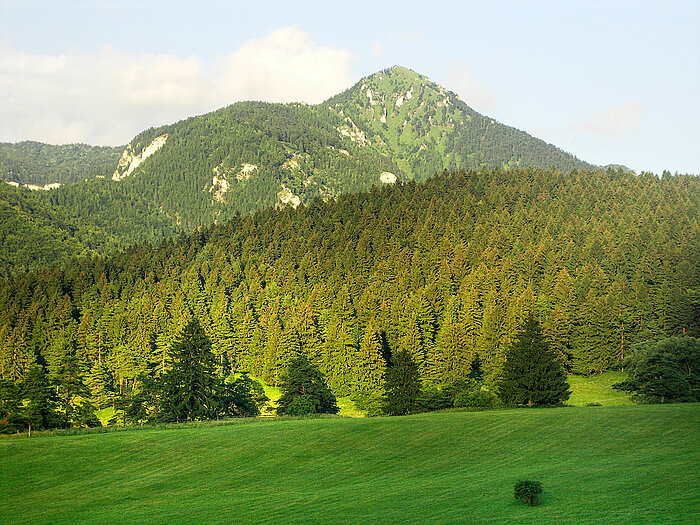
[326,66,595,180]
[103,66,593,225]
[102,101,403,230]
[0,183,114,276]
[1,66,597,274]
[0,142,123,186]
[1,168,697,402]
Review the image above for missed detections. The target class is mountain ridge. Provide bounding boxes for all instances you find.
[1,66,598,275]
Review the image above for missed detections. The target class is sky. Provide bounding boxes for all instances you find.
[0,0,698,174]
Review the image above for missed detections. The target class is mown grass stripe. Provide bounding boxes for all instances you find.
[1,404,698,524]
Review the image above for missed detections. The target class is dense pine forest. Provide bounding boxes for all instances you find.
[1,167,697,427]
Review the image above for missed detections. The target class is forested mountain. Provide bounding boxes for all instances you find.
[0,180,177,278]
[326,67,595,180]
[0,67,595,275]
[0,183,113,275]
[0,142,122,186]
[1,168,697,422]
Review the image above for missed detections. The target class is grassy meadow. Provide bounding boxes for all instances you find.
[2,403,698,524]
[567,371,633,406]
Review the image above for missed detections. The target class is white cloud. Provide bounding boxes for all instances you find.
[444,66,496,112]
[0,26,355,146]
[569,103,644,137]
[214,26,354,105]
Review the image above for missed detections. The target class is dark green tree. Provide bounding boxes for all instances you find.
[0,378,23,433]
[276,354,338,415]
[498,316,571,406]
[20,363,63,432]
[468,353,484,382]
[514,480,543,506]
[613,336,699,403]
[384,350,421,415]
[70,400,102,428]
[158,318,218,422]
[217,372,268,417]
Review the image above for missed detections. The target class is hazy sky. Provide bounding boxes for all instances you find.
[1,0,698,174]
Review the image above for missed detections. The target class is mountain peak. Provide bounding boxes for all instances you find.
[341,65,445,101]
[325,66,593,181]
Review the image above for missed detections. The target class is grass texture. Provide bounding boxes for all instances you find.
[1,403,698,524]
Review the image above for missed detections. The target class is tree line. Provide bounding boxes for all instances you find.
[0,167,697,430]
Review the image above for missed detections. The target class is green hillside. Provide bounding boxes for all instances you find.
[0,178,177,277]
[1,168,697,418]
[0,67,597,274]
[1,404,698,524]
[327,66,595,180]
[567,371,633,406]
[0,183,114,277]
[0,141,122,186]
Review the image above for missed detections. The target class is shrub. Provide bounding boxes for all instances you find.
[613,336,699,404]
[454,389,501,409]
[514,480,543,506]
[415,385,453,412]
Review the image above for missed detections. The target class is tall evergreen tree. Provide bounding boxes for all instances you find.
[276,354,338,415]
[498,316,570,406]
[0,378,22,433]
[158,317,217,422]
[384,350,421,415]
[20,363,63,432]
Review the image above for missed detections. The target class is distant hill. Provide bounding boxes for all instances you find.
[0,66,597,273]
[0,142,122,187]
[0,182,106,276]
[326,66,595,180]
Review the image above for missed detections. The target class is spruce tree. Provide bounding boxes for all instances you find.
[20,363,63,432]
[498,316,570,406]
[158,317,217,422]
[384,350,421,415]
[276,354,338,415]
[0,378,23,433]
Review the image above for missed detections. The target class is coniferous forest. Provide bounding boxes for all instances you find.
[1,167,698,429]
[0,67,596,277]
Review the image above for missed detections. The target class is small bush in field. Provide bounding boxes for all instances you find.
[514,480,543,506]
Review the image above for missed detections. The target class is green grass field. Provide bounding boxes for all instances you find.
[2,403,698,524]
[567,371,633,406]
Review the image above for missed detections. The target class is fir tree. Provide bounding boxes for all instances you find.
[20,363,63,432]
[276,354,338,415]
[0,378,22,433]
[384,350,421,415]
[498,316,570,406]
[158,317,217,422]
